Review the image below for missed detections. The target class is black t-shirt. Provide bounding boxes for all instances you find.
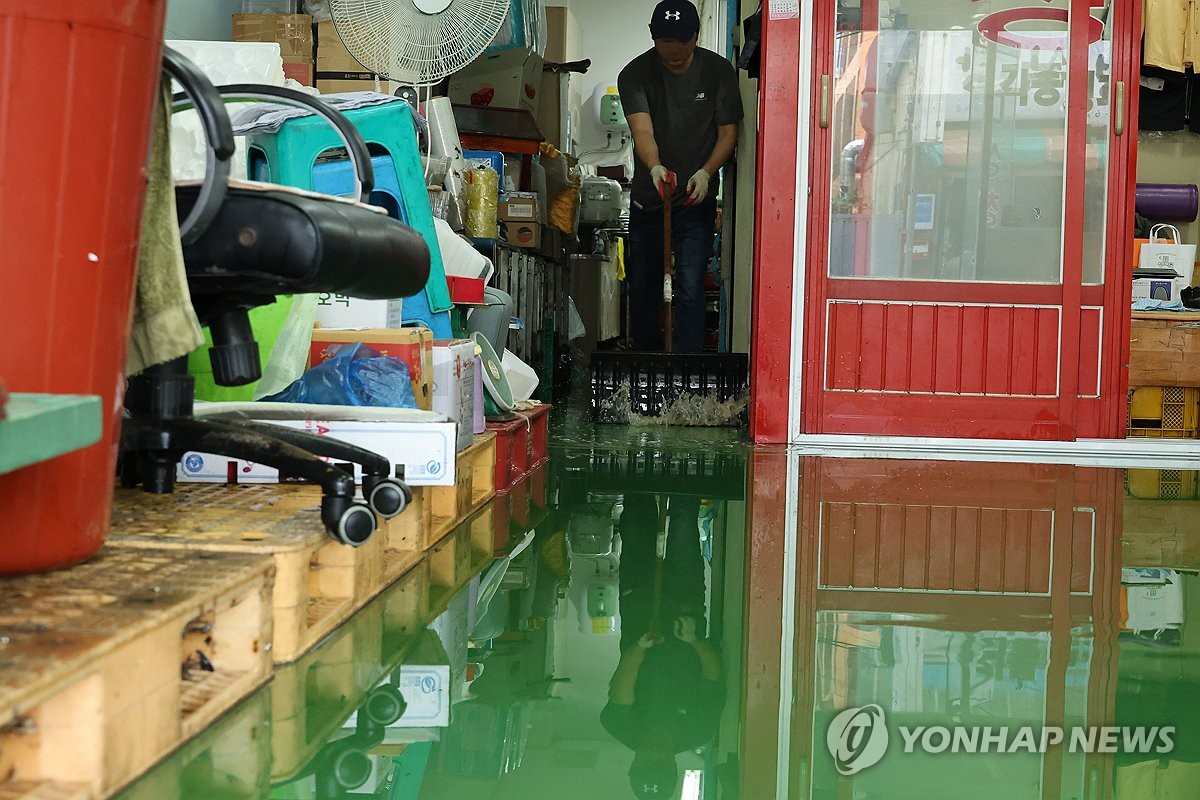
[600,640,725,753]
[618,47,743,211]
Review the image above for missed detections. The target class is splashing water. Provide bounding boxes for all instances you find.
[598,384,748,427]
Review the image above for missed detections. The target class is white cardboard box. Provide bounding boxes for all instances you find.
[432,340,477,452]
[314,294,404,329]
[1132,276,1190,303]
[177,419,458,486]
[343,665,452,731]
[448,48,545,115]
[393,665,452,727]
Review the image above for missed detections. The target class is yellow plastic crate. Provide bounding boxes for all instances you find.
[1127,386,1200,438]
[1126,468,1200,499]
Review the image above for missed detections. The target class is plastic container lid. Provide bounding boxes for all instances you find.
[472,331,514,412]
[501,348,539,402]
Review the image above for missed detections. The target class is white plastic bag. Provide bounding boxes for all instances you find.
[1140,224,1197,277]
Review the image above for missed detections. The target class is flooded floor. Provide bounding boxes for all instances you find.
[118,404,1200,799]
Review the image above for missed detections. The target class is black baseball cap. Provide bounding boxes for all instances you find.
[628,750,679,799]
[649,0,700,41]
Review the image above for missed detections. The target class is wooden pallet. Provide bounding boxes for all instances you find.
[427,432,497,549]
[119,562,436,798]
[109,483,424,664]
[0,782,90,800]
[270,564,430,783]
[426,503,497,620]
[114,688,272,800]
[0,546,274,798]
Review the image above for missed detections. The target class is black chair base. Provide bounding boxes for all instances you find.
[120,360,412,547]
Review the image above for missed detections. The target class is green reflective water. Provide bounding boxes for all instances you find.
[118,408,1200,800]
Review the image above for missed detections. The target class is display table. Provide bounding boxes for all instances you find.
[1129,310,1200,387]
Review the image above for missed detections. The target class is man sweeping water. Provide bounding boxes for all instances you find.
[618,0,743,354]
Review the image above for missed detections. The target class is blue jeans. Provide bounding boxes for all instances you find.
[627,198,716,353]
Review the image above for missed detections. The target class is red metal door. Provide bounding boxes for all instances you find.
[801,0,1138,439]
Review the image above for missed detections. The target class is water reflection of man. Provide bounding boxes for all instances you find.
[601,494,724,799]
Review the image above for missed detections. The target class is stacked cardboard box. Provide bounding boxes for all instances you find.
[500,191,540,249]
[315,19,384,94]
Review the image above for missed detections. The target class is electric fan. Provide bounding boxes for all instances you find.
[329,0,512,86]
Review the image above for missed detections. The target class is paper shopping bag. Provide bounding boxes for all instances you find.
[1139,224,1197,277]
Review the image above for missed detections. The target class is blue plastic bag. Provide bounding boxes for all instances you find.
[261,342,417,408]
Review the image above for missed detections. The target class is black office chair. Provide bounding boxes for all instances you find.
[120,47,432,547]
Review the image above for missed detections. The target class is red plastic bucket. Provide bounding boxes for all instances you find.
[0,1,167,573]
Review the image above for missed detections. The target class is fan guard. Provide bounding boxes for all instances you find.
[329,0,511,87]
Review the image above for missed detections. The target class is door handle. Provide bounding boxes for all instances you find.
[820,74,831,129]
[1114,80,1125,135]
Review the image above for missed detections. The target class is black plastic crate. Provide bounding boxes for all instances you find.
[581,448,747,498]
[589,351,749,425]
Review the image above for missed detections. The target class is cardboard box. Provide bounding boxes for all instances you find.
[313,294,403,330]
[504,220,541,248]
[432,340,477,451]
[310,327,434,410]
[1132,276,1190,302]
[315,19,384,94]
[232,13,314,85]
[448,48,544,115]
[544,6,583,64]
[498,192,540,222]
[393,665,452,727]
[177,418,458,486]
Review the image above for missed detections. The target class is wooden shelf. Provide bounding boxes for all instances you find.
[0,393,101,475]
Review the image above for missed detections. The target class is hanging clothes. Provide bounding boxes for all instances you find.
[1144,0,1200,73]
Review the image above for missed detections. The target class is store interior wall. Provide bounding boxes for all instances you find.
[564,0,658,156]
[731,0,758,354]
[164,0,243,40]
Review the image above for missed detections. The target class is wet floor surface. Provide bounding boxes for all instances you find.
[118,405,1200,799]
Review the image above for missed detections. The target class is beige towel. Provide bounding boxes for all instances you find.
[126,78,204,376]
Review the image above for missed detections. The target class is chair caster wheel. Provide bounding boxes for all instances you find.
[321,497,376,546]
[364,477,411,519]
[362,683,407,727]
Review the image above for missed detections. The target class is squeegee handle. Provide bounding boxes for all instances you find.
[663,197,673,353]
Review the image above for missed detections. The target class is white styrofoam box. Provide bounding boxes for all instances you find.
[313,294,404,329]
[432,340,477,451]
[177,419,458,486]
[393,665,452,727]
[1132,276,1190,303]
[166,40,286,182]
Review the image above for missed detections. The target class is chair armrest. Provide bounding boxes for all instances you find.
[216,85,376,204]
[164,46,234,244]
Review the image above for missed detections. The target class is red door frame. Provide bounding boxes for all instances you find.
[749,9,802,445]
[749,1,1140,444]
